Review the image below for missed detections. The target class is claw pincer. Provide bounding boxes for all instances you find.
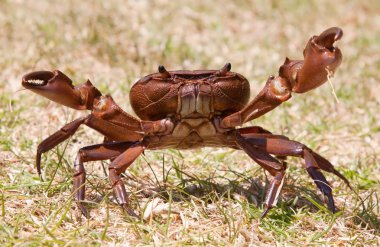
[221,27,343,128]
[280,27,343,93]
[22,70,101,110]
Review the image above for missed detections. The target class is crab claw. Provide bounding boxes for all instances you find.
[22,70,101,110]
[280,27,343,93]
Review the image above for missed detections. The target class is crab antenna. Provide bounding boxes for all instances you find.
[158,65,171,78]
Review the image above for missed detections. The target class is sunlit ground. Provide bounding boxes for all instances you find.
[0,0,379,245]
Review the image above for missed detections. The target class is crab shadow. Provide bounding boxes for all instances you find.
[128,169,330,223]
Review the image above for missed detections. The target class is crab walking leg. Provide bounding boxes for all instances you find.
[35,115,142,178]
[221,27,343,128]
[73,141,138,217]
[237,126,290,140]
[108,143,144,216]
[239,135,351,186]
[235,135,287,218]
[239,133,351,213]
[36,117,88,178]
[236,126,289,163]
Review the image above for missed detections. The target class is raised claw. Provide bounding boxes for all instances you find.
[22,70,101,110]
[279,27,343,93]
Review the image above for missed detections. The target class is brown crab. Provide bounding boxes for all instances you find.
[22,27,350,218]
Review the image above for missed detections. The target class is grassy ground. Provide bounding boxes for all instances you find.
[0,0,379,246]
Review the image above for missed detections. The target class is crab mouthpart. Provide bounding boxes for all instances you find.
[22,71,55,88]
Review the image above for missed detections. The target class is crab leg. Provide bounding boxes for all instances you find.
[35,115,142,178]
[73,141,138,217]
[36,117,88,178]
[235,134,287,218]
[92,95,174,134]
[238,131,351,213]
[108,142,145,216]
[239,134,351,187]
[233,126,289,162]
[22,70,174,134]
[221,27,343,128]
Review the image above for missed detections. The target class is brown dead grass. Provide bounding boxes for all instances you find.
[0,0,379,246]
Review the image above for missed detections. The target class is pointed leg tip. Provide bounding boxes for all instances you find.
[122,204,138,218]
[260,210,268,219]
[77,202,89,218]
[329,204,337,214]
[328,203,339,215]
[326,194,337,214]
[260,205,271,219]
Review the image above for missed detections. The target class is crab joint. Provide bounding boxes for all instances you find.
[141,118,174,134]
[268,76,291,101]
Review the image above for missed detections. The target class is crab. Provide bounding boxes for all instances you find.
[22,27,351,218]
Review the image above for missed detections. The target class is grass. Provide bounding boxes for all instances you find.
[0,0,379,246]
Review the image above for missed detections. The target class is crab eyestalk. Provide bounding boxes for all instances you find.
[22,70,102,110]
[280,27,343,93]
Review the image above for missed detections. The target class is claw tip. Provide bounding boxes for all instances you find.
[314,27,343,49]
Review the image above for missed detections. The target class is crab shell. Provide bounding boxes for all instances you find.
[130,69,250,121]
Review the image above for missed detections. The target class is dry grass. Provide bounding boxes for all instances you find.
[0,0,379,246]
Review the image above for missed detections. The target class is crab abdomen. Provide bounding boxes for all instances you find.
[130,69,250,120]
